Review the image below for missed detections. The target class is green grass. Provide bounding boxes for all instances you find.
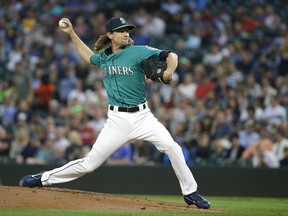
[1,195,288,216]
[136,195,288,216]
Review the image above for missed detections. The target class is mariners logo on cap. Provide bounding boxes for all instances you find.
[106,17,136,32]
[120,17,126,24]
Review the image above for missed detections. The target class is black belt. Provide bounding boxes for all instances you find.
[109,104,147,113]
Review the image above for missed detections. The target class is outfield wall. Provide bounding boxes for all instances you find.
[1,164,287,197]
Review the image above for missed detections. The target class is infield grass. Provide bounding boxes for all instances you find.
[1,195,288,216]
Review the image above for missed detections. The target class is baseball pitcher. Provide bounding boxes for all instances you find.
[20,17,210,209]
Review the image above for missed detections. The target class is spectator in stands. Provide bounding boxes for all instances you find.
[238,10,257,34]
[29,111,46,139]
[65,130,85,162]
[0,37,8,66]
[12,62,33,104]
[281,94,288,120]
[274,76,288,97]
[163,13,183,34]
[261,78,277,106]
[88,107,106,136]
[245,74,263,101]
[177,73,197,102]
[203,90,218,111]
[252,54,273,82]
[18,136,41,164]
[73,16,90,43]
[7,44,22,72]
[67,79,87,104]
[209,138,231,166]
[225,96,241,125]
[193,133,212,165]
[159,73,181,109]
[214,75,230,100]
[200,115,213,134]
[131,140,157,165]
[264,5,281,30]
[12,112,30,137]
[195,75,216,99]
[202,43,224,67]
[14,100,32,123]
[277,36,288,77]
[47,99,60,121]
[253,142,279,168]
[0,79,16,104]
[89,12,107,38]
[280,147,288,167]
[161,0,182,15]
[93,80,108,105]
[253,6,265,27]
[175,57,193,83]
[9,128,29,161]
[249,97,265,122]
[240,105,259,125]
[264,96,287,127]
[225,61,243,89]
[185,28,202,49]
[25,136,58,165]
[0,96,17,127]
[238,120,261,149]
[225,133,245,165]
[54,126,70,151]
[31,64,44,91]
[185,120,204,150]
[34,74,56,113]
[71,113,95,147]
[241,128,279,168]
[272,129,288,162]
[106,144,132,165]
[57,107,71,127]
[142,13,166,37]
[0,127,10,161]
[42,115,56,138]
[185,0,210,11]
[130,25,149,45]
[58,63,78,103]
[210,110,234,140]
[21,9,37,33]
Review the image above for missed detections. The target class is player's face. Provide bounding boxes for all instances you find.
[110,27,130,46]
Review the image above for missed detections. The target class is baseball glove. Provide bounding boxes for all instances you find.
[140,55,171,84]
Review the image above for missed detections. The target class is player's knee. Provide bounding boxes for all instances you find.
[164,142,182,154]
[82,159,101,173]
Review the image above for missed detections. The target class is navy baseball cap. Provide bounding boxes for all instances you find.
[106,17,136,32]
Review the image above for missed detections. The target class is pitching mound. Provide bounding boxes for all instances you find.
[0,186,221,212]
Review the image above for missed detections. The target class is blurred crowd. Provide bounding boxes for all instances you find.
[0,0,288,168]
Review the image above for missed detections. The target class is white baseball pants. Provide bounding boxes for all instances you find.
[41,107,198,195]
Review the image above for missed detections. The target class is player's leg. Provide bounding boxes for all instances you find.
[131,110,210,209]
[20,111,130,187]
[131,110,197,194]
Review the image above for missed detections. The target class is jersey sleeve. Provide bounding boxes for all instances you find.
[90,54,101,67]
[138,45,163,61]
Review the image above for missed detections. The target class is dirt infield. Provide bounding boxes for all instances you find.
[0,186,224,212]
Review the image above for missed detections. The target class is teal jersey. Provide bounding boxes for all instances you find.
[90,45,162,107]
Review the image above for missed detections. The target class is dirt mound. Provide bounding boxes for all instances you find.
[0,186,219,212]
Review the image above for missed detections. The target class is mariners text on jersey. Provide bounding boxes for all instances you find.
[103,66,134,77]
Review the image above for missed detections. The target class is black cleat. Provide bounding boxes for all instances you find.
[184,191,210,209]
[19,173,43,188]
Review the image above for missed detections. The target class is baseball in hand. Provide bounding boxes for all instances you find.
[58,20,68,29]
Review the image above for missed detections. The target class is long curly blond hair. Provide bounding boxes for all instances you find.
[93,34,135,53]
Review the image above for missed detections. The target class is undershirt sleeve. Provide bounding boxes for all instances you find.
[159,50,171,61]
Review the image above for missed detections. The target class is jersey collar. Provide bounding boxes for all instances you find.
[104,45,131,56]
